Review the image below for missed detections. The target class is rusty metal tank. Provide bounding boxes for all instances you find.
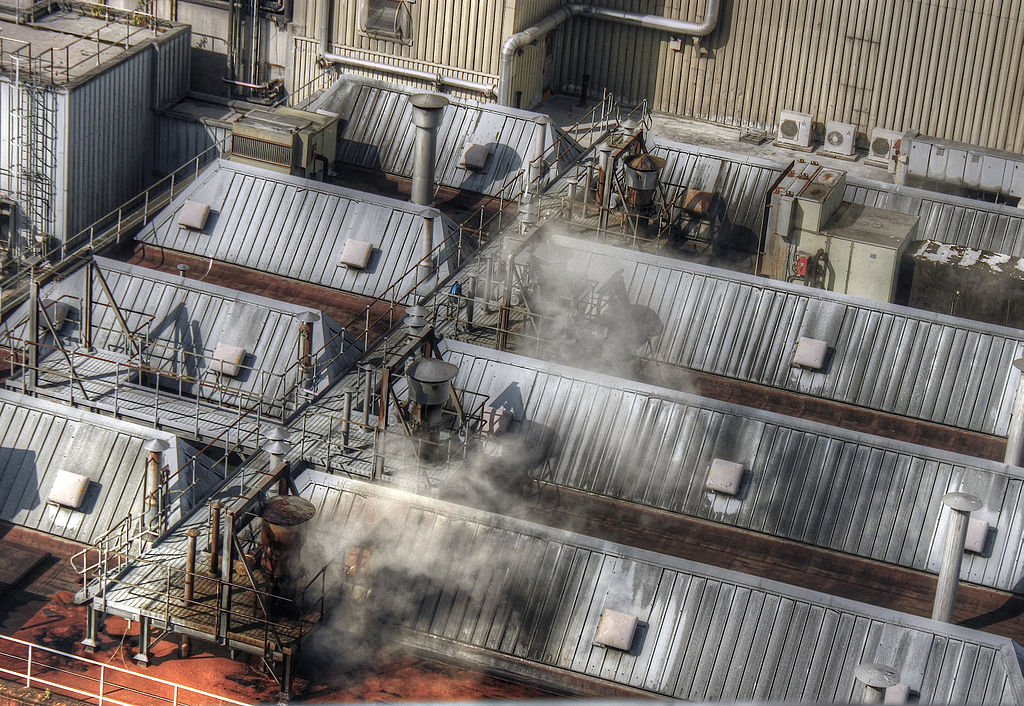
[622,153,666,209]
[260,496,316,600]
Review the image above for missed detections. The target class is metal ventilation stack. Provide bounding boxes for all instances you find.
[405,357,460,464]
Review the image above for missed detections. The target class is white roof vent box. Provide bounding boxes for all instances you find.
[964,517,991,554]
[775,110,814,151]
[818,120,857,160]
[208,342,247,377]
[593,608,646,654]
[48,469,91,510]
[706,458,745,496]
[460,141,493,171]
[791,336,830,371]
[340,239,374,269]
[178,200,212,231]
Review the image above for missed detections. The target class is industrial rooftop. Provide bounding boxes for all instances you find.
[2,1,1024,703]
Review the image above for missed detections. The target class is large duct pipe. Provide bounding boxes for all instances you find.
[418,211,437,283]
[322,51,497,96]
[498,1,722,106]
[1004,357,1024,465]
[854,663,899,704]
[409,94,449,206]
[932,491,982,623]
[529,117,550,195]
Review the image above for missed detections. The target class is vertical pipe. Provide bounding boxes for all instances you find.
[341,389,352,448]
[208,501,222,574]
[27,275,38,392]
[180,528,200,658]
[361,364,374,427]
[466,273,477,329]
[498,253,515,351]
[854,664,899,704]
[932,492,982,622]
[409,94,449,206]
[1003,358,1024,465]
[529,117,549,195]
[418,212,436,286]
[598,142,614,233]
[83,265,93,350]
[82,605,99,651]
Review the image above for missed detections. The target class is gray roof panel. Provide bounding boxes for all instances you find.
[288,473,1024,704]
[310,76,586,197]
[533,234,1024,437]
[137,159,462,300]
[437,339,1024,593]
[0,389,219,544]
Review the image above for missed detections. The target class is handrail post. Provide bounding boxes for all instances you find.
[25,644,32,687]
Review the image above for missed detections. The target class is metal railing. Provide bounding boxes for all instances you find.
[0,135,229,314]
[0,633,250,706]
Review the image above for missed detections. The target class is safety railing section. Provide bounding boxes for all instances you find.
[0,1,171,82]
[72,457,328,664]
[0,633,250,706]
[0,135,229,315]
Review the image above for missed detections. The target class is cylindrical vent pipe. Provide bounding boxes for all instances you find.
[529,117,550,195]
[180,527,201,658]
[418,212,438,284]
[854,663,900,703]
[1004,357,1024,466]
[208,501,222,574]
[409,93,449,206]
[932,491,982,622]
[142,438,169,537]
[261,496,316,614]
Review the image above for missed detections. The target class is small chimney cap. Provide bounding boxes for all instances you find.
[264,425,290,442]
[854,663,900,689]
[410,93,449,111]
[406,305,429,318]
[1013,357,1024,372]
[264,439,291,457]
[296,311,319,324]
[144,438,170,453]
[942,491,982,512]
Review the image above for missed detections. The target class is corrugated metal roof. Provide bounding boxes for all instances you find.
[845,177,1024,257]
[3,257,360,413]
[439,339,1024,594]
[308,76,586,197]
[295,473,1024,704]
[644,136,1024,258]
[648,139,784,238]
[137,159,462,301]
[97,469,1024,703]
[527,234,1024,437]
[0,389,219,544]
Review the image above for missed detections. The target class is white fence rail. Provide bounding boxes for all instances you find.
[0,633,250,706]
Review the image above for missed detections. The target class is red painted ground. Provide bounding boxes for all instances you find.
[2,590,552,704]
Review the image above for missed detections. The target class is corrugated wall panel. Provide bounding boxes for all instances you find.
[154,114,230,175]
[301,0,513,78]
[154,25,192,108]
[66,50,155,237]
[542,0,1024,152]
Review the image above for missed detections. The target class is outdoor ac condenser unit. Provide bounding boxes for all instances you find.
[230,107,339,179]
[775,110,813,150]
[819,120,856,159]
[866,128,904,170]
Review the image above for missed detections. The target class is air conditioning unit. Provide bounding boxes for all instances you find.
[775,110,813,150]
[230,106,339,179]
[819,120,856,159]
[866,128,904,170]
